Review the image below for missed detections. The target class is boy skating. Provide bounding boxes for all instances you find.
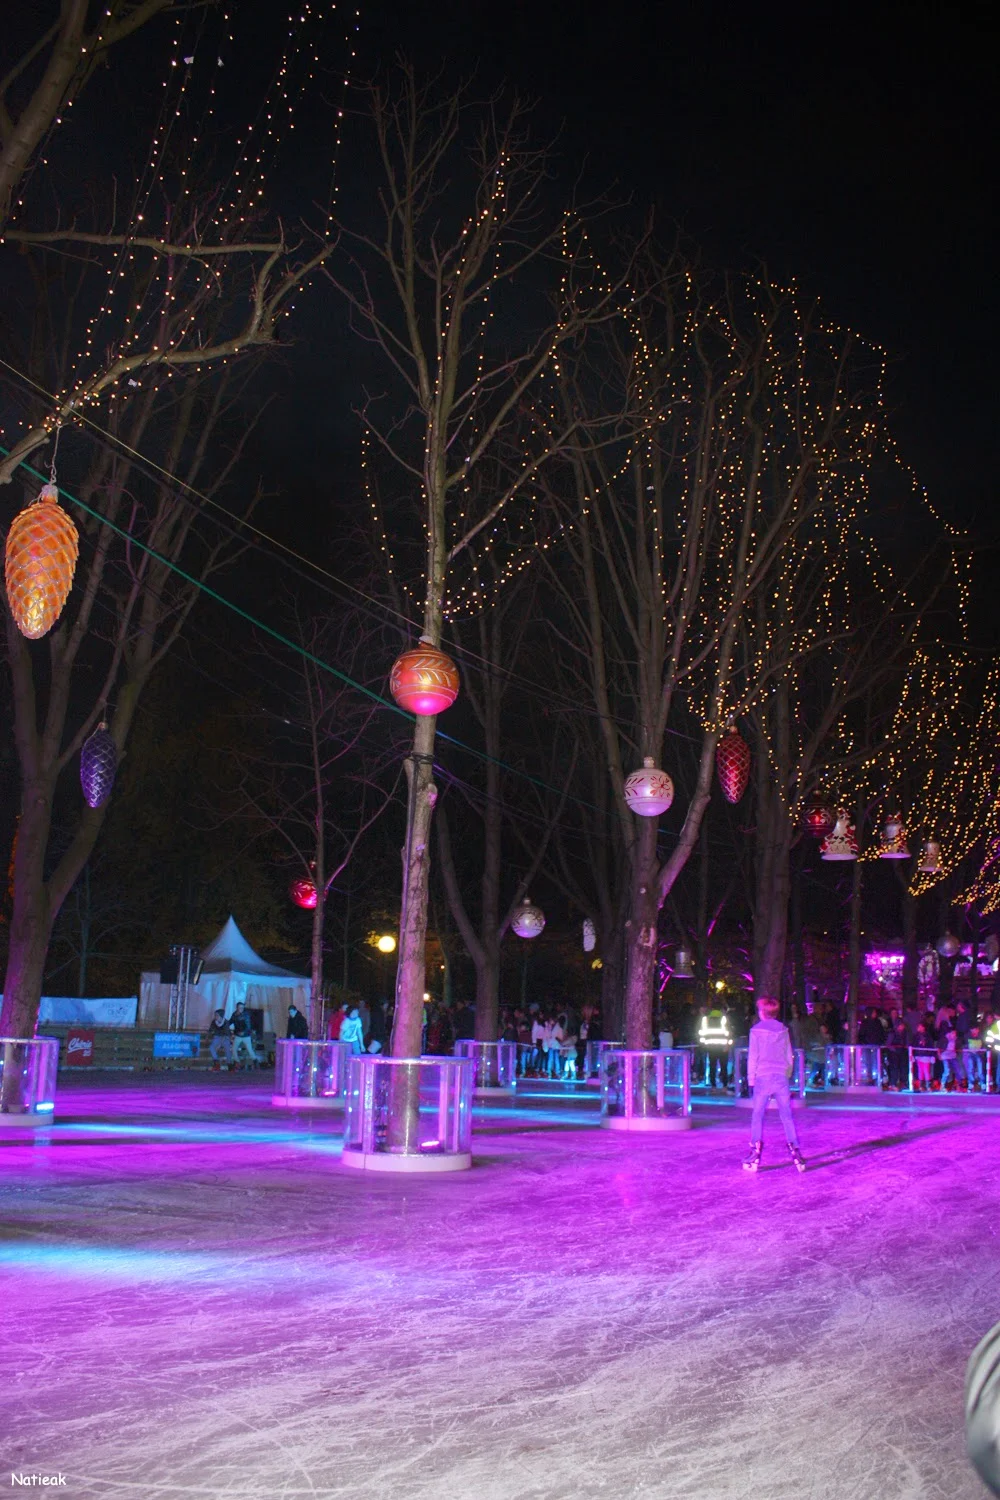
[743,997,806,1173]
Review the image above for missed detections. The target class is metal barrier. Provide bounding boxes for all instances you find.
[272,1039,351,1107]
[824,1045,883,1090]
[0,1036,60,1125]
[454,1039,518,1093]
[907,1045,994,1092]
[601,1048,692,1131]
[732,1047,808,1103]
[343,1055,473,1172]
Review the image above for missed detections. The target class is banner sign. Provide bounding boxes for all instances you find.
[65,1029,95,1066]
[152,1032,201,1058]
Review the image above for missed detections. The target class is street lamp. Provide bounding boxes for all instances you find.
[376,934,397,954]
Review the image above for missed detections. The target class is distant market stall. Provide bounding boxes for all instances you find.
[139,916,308,1035]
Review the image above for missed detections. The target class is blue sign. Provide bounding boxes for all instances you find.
[153,1032,201,1058]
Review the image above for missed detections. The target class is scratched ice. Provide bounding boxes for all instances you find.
[0,1073,995,1499]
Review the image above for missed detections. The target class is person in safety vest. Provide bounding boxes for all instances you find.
[698,1005,731,1088]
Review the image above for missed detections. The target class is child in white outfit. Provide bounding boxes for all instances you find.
[743,997,806,1173]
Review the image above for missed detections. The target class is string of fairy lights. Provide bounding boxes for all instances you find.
[0,3,359,469]
[3,16,996,912]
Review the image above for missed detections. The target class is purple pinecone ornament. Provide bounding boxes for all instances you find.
[80,723,118,809]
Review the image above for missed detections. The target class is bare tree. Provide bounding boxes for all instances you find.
[328,66,622,1060]
[0,1,184,228]
[546,250,887,1048]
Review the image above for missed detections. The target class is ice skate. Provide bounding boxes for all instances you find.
[788,1144,806,1173]
[742,1143,762,1173]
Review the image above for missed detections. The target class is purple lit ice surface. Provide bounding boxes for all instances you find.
[0,1073,992,1497]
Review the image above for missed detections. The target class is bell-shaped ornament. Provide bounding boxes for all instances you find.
[672,944,695,979]
[623,757,674,817]
[819,812,858,861]
[511,896,545,940]
[917,840,942,875]
[878,814,911,860]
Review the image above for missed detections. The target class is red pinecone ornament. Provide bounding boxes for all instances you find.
[716,727,750,804]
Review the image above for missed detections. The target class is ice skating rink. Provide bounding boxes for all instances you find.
[0,1075,995,1500]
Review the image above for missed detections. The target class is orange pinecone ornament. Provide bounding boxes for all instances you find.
[4,483,79,639]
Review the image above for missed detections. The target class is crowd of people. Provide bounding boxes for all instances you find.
[207,985,999,1095]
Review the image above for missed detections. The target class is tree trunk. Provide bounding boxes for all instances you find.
[77,865,91,997]
[0,773,56,1039]
[757,827,793,999]
[473,944,500,1042]
[390,716,438,1058]
[309,888,325,1038]
[847,857,864,1043]
[623,817,659,1049]
[900,879,918,1010]
[790,845,806,1010]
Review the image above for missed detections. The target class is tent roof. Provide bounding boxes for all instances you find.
[200,916,304,980]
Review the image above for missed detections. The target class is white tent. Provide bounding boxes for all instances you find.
[139,916,310,1035]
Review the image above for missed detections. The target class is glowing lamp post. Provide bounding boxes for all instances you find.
[376,933,397,954]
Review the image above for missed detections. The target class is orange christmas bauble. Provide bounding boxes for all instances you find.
[5,484,79,640]
[389,641,460,716]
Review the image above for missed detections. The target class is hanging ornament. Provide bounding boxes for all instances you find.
[917,840,942,875]
[672,944,695,979]
[803,798,836,838]
[936,931,961,959]
[819,811,858,861]
[715,725,751,804]
[289,877,318,910]
[79,723,117,809]
[582,917,596,953]
[878,814,911,860]
[623,757,674,817]
[389,637,459,716]
[511,896,545,939]
[5,482,79,640]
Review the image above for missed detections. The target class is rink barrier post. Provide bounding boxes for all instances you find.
[732,1047,808,1108]
[0,1035,59,1126]
[272,1039,352,1108]
[823,1044,883,1092]
[454,1039,518,1095]
[600,1048,692,1131]
[342,1055,474,1172]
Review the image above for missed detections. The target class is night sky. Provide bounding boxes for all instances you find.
[351,1,996,528]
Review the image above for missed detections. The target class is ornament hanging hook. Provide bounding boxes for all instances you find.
[48,419,62,487]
